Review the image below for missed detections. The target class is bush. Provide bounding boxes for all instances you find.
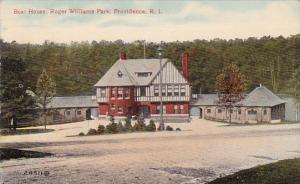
[106,122,118,134]
[146,120,156,132]
[166,125,173,131]
[176,128,181,131]
[117,121,125,132]
[78,132,85,136]
[97,125,105,134]
[133,119,146,131]
[87,128,97,135]
[124,118,133,132]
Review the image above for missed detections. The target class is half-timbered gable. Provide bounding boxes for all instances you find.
[94,52,191,122]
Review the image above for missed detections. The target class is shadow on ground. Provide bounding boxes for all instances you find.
[0,128,54,136]
[0,148,53,161]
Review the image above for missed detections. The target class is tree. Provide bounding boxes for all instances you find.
[215,63,245,123]
[36,69,56,129]
[292,67,300,121]
[0,57,38,130]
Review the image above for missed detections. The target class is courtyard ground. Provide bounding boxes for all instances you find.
[0,118,299,184]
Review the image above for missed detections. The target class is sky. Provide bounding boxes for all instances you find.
[0,0,299,43]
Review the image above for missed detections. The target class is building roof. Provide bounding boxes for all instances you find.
[191,86,285,107]
[47,96,98,109]
[239,86,286,107]
[94,58,168,87]
[190,94,219,106]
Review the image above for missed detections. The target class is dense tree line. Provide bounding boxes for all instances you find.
[0,35,299,96]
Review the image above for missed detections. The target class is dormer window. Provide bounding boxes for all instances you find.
[117,70,123,78]
[135,72,152,77]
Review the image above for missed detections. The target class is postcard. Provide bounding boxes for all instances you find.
[0,0,300,183]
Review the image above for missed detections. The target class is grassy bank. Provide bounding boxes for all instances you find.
[208,158,300,184]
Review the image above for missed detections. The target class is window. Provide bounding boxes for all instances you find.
[154,86,159,96]
[238,109,242,115]
[174,105,179,113]
[179,105,184,113]
[229,109,233,114]
[100,87,106,97]
[117,106,123,113]
[111,88,115,98]
[263,109,267,115]
[174,85,179,96]
[180,85,186,96]
[117,70,123,78]
[117,87,123,98]
[136,72,152,77]
[207,109,211,113]
[125,88,129,98]
[156,105,160,114]
[140,87,146,96]
[77,110,81,115]
[157,105,166,114]
[167,85,173,96]
[218,109,222,113]
[248,109,257,115]
[66,111,71,115]
[162,85,166,96]
[111,103,115,110]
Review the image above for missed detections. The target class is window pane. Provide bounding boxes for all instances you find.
[118,87,123,98]
[140,87,146,96]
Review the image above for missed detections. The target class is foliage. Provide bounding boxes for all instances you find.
[0,57,38,129]
[292,67,300,105]
[97,124,105,134]
[36,69,56,129]
[117,121,125,132]
[87,128,97,135]
[0,36,299,96]
[133,119,146,131]
[124,117,133,132]
[215,63,245,123]
[105,122,118,134]
[208,158,300,184]
[146,120,156,132]
[78,132,85,136]
[176,128,181,131]
[166,125,174,131]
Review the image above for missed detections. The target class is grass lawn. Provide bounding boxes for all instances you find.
[208,158,300,184]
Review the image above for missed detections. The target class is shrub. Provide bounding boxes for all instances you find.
[124,118,133,132]
[133,120,145,131]
[78,132,85,136]
[97,125,105,134]
[106,122,118,134]
[146,120,156,132]
[109,115,115,123]
[166,125,173,131]
[87,128,97,135]
[137,119,146,131]
[176,128,181,131]
[117,121,125,132]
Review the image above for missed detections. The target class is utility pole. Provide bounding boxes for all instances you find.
[143,40,146,59]
[157,44,164,130]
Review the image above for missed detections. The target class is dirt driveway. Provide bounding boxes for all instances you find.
[1,119,299,184]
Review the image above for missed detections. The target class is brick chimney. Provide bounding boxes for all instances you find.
[182,52,189,81]
[119,51,127,60]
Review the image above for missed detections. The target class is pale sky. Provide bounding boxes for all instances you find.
[0,0,299,43]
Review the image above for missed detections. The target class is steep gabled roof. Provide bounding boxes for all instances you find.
[47,96,98,108]
[94,59,168,87]
[239,86,286,107]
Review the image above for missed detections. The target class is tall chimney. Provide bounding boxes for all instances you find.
[119,51,127,60]
[182,52,189,81]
